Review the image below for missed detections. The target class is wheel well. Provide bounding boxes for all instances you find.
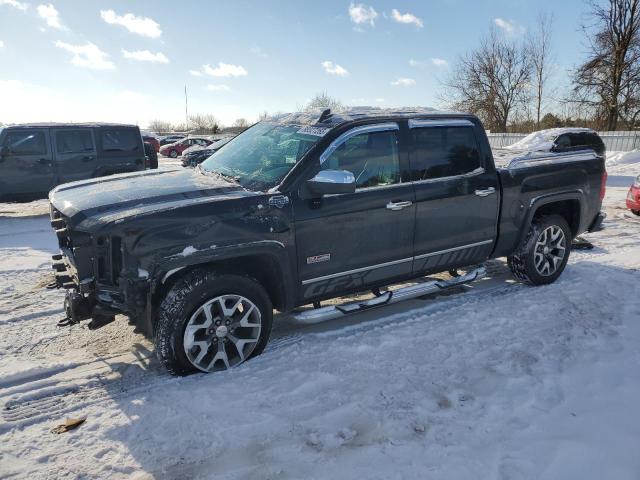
[533,199,581,237]
[153,254,288,312]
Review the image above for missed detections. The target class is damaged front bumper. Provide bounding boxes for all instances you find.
[50,206,150,331]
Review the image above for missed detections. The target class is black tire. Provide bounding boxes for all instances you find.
[155,270,273,376]
[632,210,640,216]
[169,149,178,158]
[507,214,572,286]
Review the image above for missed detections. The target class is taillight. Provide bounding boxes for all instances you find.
[600,170,608,200]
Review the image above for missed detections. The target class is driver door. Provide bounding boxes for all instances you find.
[293,123,416,300]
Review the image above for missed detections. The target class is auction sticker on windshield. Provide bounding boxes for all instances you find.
[297,126,331,137]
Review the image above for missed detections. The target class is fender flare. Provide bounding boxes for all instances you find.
[517,190,586,246]
[149,240,296,310]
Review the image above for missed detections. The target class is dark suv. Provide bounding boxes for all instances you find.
[0,123,146,201]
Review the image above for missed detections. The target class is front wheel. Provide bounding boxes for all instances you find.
[632,209,640,216]
[169,149,178,158]
[507,214,572,285]
[155,270,273,375]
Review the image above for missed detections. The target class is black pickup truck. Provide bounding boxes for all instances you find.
[48,108,607,375]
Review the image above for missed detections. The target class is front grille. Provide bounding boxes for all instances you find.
[50,205,123,287]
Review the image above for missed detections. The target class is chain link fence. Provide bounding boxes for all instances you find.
[487,131,640,152]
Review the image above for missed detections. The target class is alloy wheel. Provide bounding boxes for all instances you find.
[183,295,262,372]
[533,225,566,276]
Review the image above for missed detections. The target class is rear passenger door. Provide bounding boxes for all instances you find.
[0,129,54,197]
[409,119,498,274]
[98,128,145,174]
[53,128,97,183]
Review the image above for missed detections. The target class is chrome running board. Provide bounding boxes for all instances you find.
[293,266,486,323]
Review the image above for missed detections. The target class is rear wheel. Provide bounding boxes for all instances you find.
[155,270,273,375]
[507,214,572,285]
[632,209,640,216]
[169,149,178,158]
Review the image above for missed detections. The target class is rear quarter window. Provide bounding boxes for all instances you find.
[101,129,140,152]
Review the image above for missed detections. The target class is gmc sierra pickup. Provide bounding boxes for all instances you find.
[48,108,607,375]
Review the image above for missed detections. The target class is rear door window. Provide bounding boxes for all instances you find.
[3,130,47,155]
[101,129,139,152]
[410,126,481,180]
[56,129,94,153]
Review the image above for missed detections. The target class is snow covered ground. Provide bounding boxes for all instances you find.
[0,164,639,479]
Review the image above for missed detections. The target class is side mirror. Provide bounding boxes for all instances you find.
[0,146,5,162]
[306,170,356,196]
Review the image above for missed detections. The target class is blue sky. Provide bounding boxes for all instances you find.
[0,0,593,128]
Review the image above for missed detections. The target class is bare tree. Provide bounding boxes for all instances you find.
[442,28,532,132]
[233,118,249,128]
[188,113,220,134]
[528,13,554,128]
[573,0,640,130]
[304,92,344,112]
[147,119,173,133]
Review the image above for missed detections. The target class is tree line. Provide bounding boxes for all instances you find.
[444,0,640,132]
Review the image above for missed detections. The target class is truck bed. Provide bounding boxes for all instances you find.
[492,148,602,170]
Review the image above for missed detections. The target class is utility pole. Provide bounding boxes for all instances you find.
[184,85,189,130]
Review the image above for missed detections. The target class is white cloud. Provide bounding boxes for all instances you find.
[321,60,349,76]
[189,69,202,77]
[122,49,168,63]
[409,58,423,67]
[37,3,64,29]
[203,62,248,77]
[100,9,161,38]
[0,0,28,11]
[348,3,377,26]
[431,57,448,67]
[375,98,385,103]
[494,18,525,36]
[0,40,4,48]
[391,9,423,28]
[55,41,115,70]
[391,77,416,86]
[207,84,231,92]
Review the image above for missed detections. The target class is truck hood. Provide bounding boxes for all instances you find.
[50,168,256,228]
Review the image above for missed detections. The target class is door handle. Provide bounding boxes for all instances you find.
[82,156,94,162]
[474,187,496,197]
[38,158,49,164]
[386,200,412,211]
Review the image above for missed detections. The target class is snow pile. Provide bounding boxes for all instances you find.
[606,149,640,167]
[506,128,592,151]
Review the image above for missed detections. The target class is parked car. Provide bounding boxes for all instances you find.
[0,123,146,201]
[181,137,233,167]
[144,142,158,169]
[160,137,213,158]
[627,175,640,215]
[142,135,160,153]
[505,127,606,157]
[159,134,187,146]
[48,108,606,375]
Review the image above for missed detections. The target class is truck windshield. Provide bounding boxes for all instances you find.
[199,122,322,191]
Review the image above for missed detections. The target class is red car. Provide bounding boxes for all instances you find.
[160,137,212,158]
[627,175,640,215]
[142,135,160,152]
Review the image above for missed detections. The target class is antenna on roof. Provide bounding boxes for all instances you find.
[318,108,331,123]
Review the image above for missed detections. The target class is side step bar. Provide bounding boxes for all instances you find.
[293,266,486,323]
